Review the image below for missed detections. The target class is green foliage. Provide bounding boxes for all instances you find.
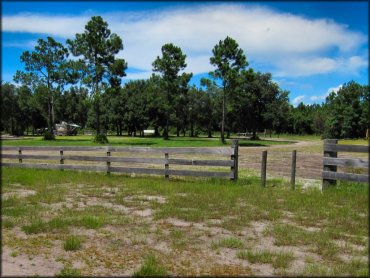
[134,254,167,277]
[324,81,369,138]
[210,36,247,142]
[4,15,368,140]
[13,36,69,130]
[152,43,192,140]
[93,134,108,144]
[67,16,127,135]
[43,131,55,140]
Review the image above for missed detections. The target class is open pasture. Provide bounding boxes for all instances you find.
[2,168,368,276]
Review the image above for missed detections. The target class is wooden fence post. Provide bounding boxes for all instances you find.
[165,153,169,179]
[60,150,64,171]
[290,150,297,190]
[18,148,22,164]
[231,139,239,181]
[107,147,111,174]
[261,150,267,187]
[323,139,338,189]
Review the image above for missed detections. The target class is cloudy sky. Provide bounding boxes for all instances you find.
[2,1,368,106]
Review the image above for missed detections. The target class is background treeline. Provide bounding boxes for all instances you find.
[1,16,369,140]
[2,80,368,139]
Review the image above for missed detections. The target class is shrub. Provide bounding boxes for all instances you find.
[43,131,55,141]
[93,134,108,144]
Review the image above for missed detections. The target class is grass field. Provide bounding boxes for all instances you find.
[2,168,368,276]
[1,135,293,147]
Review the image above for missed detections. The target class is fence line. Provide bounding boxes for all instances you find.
[1,141,239,180]
[322,139,369,187]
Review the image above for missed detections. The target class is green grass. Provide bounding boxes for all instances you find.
[79,215,105,229]
[133,254,167,277]
[63,235,82,251]
[2,134,291,147]
[212,237,245,249]
[237,249,294,269]
[269,134,322,141]
[2,167,368,276]
[56,266,81,277]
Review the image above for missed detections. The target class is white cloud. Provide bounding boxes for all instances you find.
[3,40,37,49]
[327,84,343,94]
[292,95,305,106]
[2,4,368,77]
[309,84,343,102]
[275,56,368,77]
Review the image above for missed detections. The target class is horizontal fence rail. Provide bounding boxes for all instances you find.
[323,139,369,187]
[1,141,239,180]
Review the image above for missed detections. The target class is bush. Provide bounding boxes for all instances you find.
[43,131,55,140]
[93,134,108,144]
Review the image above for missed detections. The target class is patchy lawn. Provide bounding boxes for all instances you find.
[2,168,368,276]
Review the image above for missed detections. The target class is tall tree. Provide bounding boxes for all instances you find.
[210,36,247,143]
[324,81,369,138]
[13,37,69,131]
[67,16,127,135]
[152,43,192,140]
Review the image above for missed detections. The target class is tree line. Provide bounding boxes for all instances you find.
[1,16,369,140]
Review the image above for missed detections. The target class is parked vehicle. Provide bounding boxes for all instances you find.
[54,121,81,136]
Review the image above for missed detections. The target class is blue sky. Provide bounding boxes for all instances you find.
[2,1,369,106]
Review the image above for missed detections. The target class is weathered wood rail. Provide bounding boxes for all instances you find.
[323,139,369,187]
[1,140,239,180]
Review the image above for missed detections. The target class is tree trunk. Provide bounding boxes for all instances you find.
[164,117,169,140]
[221,85,226,143]
[176,126,180,137]
[155,127,160,137]
[208,128,212,138]
[51,94,55,131]
[96,101,100,135]
[190,121,194,137]
[47,96,52,131]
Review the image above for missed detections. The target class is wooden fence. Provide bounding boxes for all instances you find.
[323,139,369,187]
[1,140,239,180]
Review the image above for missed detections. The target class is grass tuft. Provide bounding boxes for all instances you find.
[212,237,244,249]
[21,218,47,234]
[237,249,294,269]
[133,254,167,277]
[79,216,104,229]
[56,266,81,277]
[63,235,82,251]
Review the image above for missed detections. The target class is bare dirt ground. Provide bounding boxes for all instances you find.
[238,140,323,180]
[2,190,367,276]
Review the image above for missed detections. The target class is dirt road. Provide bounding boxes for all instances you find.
[238,140,323,180]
